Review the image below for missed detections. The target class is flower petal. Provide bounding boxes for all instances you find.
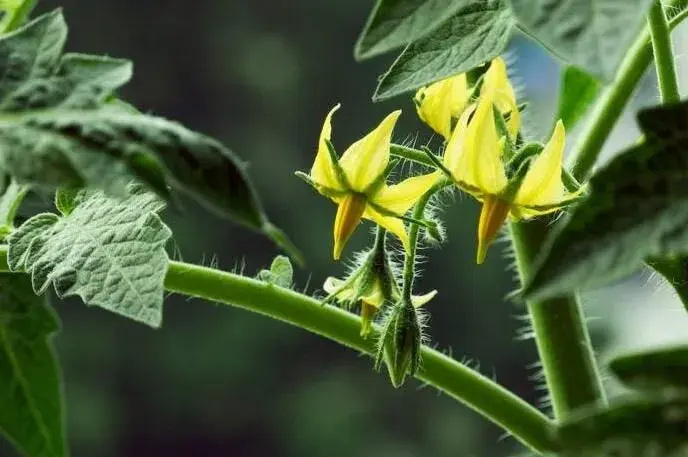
[323,276,355,301]
[339,110,401,192]
[514,120,567,207]
[371,171,441,215]
[411,290,437,308]
[361,279,385,309]
[415,74,469,139]
[310,104,344,190]
[442,105,474,180]
[364,206,409,252]
[484,57,519,137]
[460,90,508,195]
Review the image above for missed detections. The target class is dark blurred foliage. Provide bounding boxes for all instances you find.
[0,1,613,457]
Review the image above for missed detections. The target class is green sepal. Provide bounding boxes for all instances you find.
[506,142,542,177]
[494,104,515,161]
[324,138,351,190]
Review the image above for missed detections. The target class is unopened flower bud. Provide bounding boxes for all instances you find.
[376,301,423,388]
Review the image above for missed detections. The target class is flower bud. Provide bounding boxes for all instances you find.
[376,301,423,388]
[323,228,397,337]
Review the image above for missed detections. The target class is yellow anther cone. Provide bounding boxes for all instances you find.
[333,194,367,260]
[476,195,511,264]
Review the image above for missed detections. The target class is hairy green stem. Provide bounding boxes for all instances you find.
[0,245,556,453]
[510,221,606,418]
[390,144,435,167]
[511,2,688,417]
[648,0,681,103]
[401,187,436,301]
[568,0,687,181]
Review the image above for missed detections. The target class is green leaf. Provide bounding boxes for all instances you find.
[509,0,652,80]
[355,0,464,60]
[556,395,688,456]
[258,255,294,288]
[646,256,688,311]
[0,10,301,260]
[0,179,27,228]
[0,10,66,101]
[54,186,79,216]
[0,0,39,33]
[609,346,688,392]
[557,66,600,131]
[0,274,66,457]
[8,185,171,327]
[374,0,514,100]
[523,101,688,301]
[0,109,274,230]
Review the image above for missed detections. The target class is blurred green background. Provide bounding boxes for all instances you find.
[2,1,688,456]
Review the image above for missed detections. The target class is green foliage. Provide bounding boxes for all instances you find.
[0,9,297,256]
[646,256,688,310]
[258,255,294,288]
[556,395,688,456]
[557,66,600,131]
[0,274,65,457]
[0,0,37,33]
[354,0,464,60]
[509,0,653,80]
[374,0,514,100]
[8,185,171,327]
[523,101,688,301]
[609,346,688,392]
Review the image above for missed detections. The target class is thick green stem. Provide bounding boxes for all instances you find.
[513,1,688,418]
[510,221,606,418]
[648,0,680,103]
[568,0,686,181]
[0,245,556,453]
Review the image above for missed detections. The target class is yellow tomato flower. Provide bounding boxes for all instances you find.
[443,89,579,264]
[304,104,439,260]
[414,73,469,140]
[414,57,520,140]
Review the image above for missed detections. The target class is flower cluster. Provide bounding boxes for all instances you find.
[297,56,582,385]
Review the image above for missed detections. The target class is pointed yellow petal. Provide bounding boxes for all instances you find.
[310,104,344,190]
[411,290,437,308]
[442,105,474,176]
[460,90,508,195]
[514,120,568,207]
[323,276,356,301]
[339,110,401,192]
[360,301,379,337]
[476,195,511,264]
[333,193,367,260]
[484,57,520,137]
[361,279,385,309]
[415,74,469,139]
[371,171,441,215]
[364,206,409,252]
